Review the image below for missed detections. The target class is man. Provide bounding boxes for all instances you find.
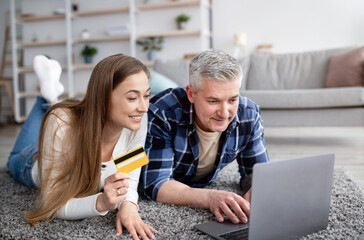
[142,49,269,224]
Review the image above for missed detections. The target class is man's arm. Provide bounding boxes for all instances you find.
[157,180,250,224]
[143,105,177,201]
[237,106,269,197]
[240,174,252,202]
[145,101,250,224]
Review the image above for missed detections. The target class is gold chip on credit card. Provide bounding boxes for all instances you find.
[113,147,149,173]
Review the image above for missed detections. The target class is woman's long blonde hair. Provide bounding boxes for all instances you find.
[25,54,149,225]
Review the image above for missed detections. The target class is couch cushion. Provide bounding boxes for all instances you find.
[149,69,179,95]
[241,87,364,109]
[247,47,353,90]
[260,108,364,126]
[237,56,250,90]
[153,58,190,87]
[325,47,364,88]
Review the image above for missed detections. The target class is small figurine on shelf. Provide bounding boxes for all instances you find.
[175,13,190,30]
[81,45,97,64]
[53,8,65,15]
[136,37,164,61]
[72,2,79,11]
[81,29,90,39]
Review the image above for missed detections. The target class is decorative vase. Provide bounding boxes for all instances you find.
[177,22,187,30]
[148,50,157,61]
[84,55,93,64]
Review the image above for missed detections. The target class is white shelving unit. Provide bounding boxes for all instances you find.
[10,0,212,122]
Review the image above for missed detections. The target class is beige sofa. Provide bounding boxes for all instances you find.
[151,47,364,126]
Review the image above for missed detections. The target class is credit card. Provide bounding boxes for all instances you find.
[113,147,149,173]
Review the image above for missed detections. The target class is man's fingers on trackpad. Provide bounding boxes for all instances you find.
[236,197,251,218]
[221,207,240,224]
[214,209,225,223]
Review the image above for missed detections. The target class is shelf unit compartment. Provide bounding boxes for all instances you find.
[21,20,66,44]
[73,40,132,67]
[136,6,201,33]
[20,0,65,17]
[72,13,131,45]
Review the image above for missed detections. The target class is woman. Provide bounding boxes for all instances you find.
[7,54,156,240]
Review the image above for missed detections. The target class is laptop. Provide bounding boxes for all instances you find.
[194,154,335,240]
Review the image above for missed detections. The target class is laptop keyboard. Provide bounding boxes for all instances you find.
[218,228,249,240]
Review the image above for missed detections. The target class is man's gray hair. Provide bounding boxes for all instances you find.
[189,49,243,91]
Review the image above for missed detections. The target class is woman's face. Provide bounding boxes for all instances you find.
[108,70,150,131]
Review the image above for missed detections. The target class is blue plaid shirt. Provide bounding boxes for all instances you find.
[142,88,269,201]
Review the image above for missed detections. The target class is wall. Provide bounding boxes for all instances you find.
[212,0,364,56]
[1,0,364,63]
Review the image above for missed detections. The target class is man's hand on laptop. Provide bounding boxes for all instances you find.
[208,190,250,224]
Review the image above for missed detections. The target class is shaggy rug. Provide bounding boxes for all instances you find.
[0,162,363,240]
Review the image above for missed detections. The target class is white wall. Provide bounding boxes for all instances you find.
[1,0,364,63]
[212,0,364,56]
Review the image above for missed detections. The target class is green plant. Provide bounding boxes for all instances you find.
[81,45,97,56]
[136,37,164,52]
[175,14,190,23]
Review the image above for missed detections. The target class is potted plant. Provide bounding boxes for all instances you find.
[81,45,97,63]
[175,14,190,30]
[136,37,164,61]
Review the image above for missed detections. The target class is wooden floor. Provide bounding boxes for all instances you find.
[264,126,364,192]
[0,123,363,191]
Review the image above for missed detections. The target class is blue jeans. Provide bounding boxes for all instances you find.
[7,96,52,188]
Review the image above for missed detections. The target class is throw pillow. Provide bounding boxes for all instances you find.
[325,47,364,88]
[149,69,178,95]
[153,58,190,87]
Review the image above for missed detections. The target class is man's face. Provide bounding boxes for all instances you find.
[186,79,240,132]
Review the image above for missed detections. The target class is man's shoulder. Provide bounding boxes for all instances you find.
[237,96,261,119]
[238,95,260,111]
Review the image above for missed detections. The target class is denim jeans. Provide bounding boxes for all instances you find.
[7,96,52,188]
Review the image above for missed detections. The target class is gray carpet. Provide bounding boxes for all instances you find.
[1,162,364,240]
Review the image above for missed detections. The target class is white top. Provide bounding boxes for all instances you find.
[31,109,147,220]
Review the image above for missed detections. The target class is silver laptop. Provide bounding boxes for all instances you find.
[194,154,335,240]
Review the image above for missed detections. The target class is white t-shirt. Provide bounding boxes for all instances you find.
[192,123,222,182]
[31,108,147,220]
